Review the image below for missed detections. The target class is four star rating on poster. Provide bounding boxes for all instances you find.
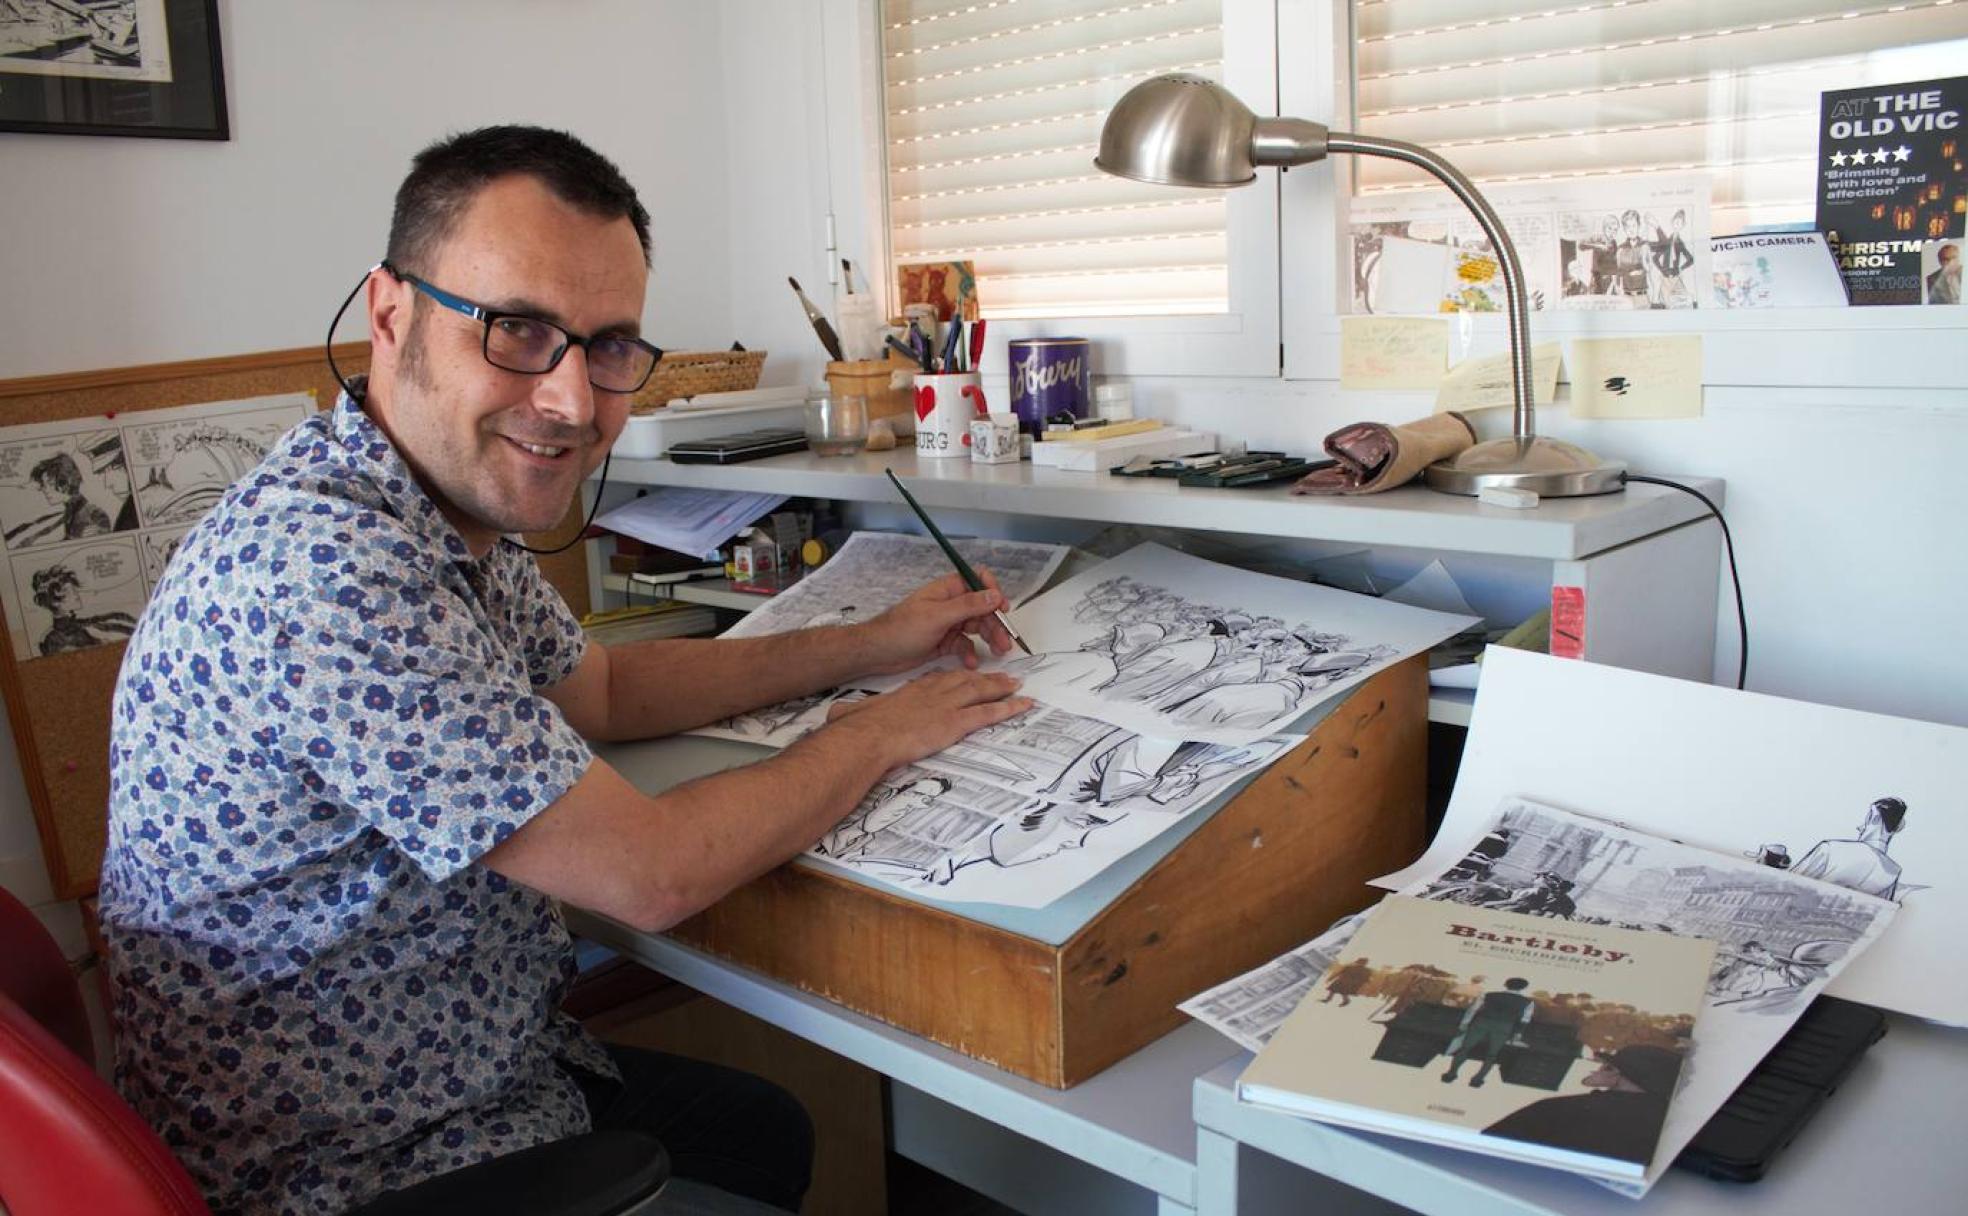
[1829,146,1915,166]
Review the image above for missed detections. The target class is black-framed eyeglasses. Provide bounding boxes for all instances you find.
[383,261,663,394]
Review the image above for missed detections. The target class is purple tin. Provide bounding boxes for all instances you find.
[1007,338,1091,435]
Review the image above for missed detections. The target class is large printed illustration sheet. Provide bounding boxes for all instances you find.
[1003,543,1475,746]
[0,394,313,662]
[1420,646,1966,1027]
[720,531,1069,640]
[1186,796,1895,1197]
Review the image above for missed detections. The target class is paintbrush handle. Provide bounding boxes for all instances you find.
[885,469,1036,657]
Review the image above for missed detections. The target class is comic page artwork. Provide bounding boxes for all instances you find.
[1004,543,1475,746]
[7,535,144,658]
[806,748,1292,910]
[1350,174,1708,315]
[0,394,313,661]
[720,531,1069,641]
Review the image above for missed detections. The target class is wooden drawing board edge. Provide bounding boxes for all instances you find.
[667,657,1430,1087]
[0,343,593,900]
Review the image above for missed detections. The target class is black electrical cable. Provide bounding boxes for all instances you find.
[1622,473,1747,691]
[324,265,612,558]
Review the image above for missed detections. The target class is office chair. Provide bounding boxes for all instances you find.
[0,884,669,1216]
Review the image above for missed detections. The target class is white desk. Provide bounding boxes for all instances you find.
[1189,1014,1966,1216]
[568,912,1240,1215]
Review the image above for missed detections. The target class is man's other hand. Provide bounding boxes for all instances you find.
[817,669,1032,771]
[856,570,1015,675]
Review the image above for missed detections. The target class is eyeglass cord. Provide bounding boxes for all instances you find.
[325,265,611,557]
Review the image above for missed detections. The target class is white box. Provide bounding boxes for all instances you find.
[616,389,808,459]
[1030,428,1215,472]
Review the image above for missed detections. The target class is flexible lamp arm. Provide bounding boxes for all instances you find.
[1256,124,1535,438]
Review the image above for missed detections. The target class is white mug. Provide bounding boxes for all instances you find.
[969,412,1020,464]
[912,372,989,459]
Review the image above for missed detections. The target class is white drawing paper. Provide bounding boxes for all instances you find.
[805,749,1288,910]
[720,531,1069,641]
[1386,647,1965,1026]
[593,486,790,559]
[0,393,314,660]
[1000,543,1476,745]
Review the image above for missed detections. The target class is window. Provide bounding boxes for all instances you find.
[851,0,1283,376]
[882,0,1231,317]
[1350,0,1968,236]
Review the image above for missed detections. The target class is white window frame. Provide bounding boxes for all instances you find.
[1280,0,1968,392]
[820,0,1285,379]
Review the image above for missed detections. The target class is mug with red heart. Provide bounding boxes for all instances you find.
[912,372,989,459]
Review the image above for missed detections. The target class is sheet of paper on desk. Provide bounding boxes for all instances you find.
[594,486,789,558]
[1385,646,1965,1027]
[1376,796,1894,1196]
[805,739,1295,909]
[1339,317,1450,390]
[911,702,1295,820]
[1566,336,1703,419]
[719,531,1069,640]
[1003,542,1477,746]
[1433,342,1561,413]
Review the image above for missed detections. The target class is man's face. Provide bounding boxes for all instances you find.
[34,475,62,506]
[1941,245,1959,269]
[367,175,647,553]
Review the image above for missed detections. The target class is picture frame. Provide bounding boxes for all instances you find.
[0,0,227,140]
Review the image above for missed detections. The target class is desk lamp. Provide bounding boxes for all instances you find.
[1096,75,1624,497]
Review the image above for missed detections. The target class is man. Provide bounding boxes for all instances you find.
[9,450,114,545]
[1482,1044,1683,1166]
[1789,796,1909,900]
[30,561,136,655]
[98,126,1031,1216]
[1928,242,1961,305]
[1441,976,1535,1087]
[1494,870,1579,919]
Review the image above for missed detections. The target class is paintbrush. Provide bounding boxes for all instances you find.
[787,277,845,362]
[884,469,1033,657]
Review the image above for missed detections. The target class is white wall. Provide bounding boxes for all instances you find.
[0,1,736,379]
[0,2,739,902]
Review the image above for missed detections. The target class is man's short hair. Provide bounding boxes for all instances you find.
[1503,977,1529,991]
[386,125,652,275]
[30,452,82,496]
[30,564,80,611]
[1871,797,1908,833]
[1605,1045,1682,1096]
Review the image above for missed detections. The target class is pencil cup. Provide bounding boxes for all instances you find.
[912,372,988,459]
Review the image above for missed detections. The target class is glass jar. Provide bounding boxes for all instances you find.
[804,391,868,457]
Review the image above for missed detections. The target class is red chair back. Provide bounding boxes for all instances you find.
[0,884,210,1216]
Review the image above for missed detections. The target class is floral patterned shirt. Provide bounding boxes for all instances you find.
[99,388,612,1215]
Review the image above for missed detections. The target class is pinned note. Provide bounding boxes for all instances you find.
[1433,342,1562,412]
[1568,336,1704,419]
[1370,235,1456,315]
[1340,316,1450,390]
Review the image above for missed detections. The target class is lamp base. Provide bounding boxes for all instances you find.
[1424,436,1626,498]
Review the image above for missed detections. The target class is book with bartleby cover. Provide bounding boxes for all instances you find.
[1238,895,1715,1182]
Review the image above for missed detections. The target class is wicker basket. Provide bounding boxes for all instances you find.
[634,349,767,410]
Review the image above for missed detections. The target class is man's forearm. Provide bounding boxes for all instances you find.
[596,623,891,741]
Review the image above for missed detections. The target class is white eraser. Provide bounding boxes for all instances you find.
[1478,486,1540,510]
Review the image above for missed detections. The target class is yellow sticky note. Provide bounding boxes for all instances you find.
[1339,316,1450,390]
[1568,336,1704,419]
[1433,342,1562,412]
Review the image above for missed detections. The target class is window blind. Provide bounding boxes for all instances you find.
[1352,0,1968,232]
[883,0,1230,317]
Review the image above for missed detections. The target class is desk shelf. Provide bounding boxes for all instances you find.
[606,450,1716,562]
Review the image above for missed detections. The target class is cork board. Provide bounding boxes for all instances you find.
[0,344,594,899]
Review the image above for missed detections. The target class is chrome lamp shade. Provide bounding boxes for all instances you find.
[1096,75,1625,498]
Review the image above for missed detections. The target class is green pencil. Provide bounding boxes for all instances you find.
[884,468,1033,656]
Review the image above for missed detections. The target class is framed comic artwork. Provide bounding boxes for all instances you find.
[0,0,226,140]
